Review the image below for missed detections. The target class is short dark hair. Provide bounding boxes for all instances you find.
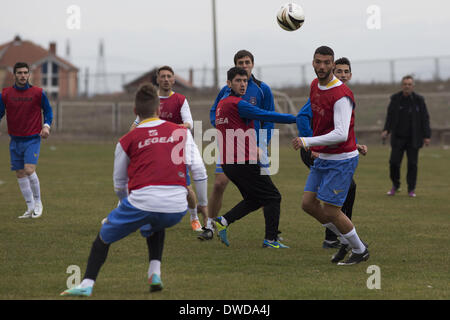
[227,67,248,81]
[233,50,254,65]
[402,75,414,82]
[135,83,159,119]
[335,57,351,72]
[13,62,29,74]
[314,46,334,58]
[157,65,174,75]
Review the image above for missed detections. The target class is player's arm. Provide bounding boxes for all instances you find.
[210,86,228,127]
[382,95,395,138]
[296,98,313,137]
[113,142,130,200]
[180,98,194,130]
[129,116,140,131]
[294,97,352,149]
[260,83,276,140]
[40,91,53,138]
[185,130,208,207]
[237,99,296,124]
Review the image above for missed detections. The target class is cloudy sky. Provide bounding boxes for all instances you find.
[1,0,449,89]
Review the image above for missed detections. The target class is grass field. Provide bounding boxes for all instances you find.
[0,139,449,300]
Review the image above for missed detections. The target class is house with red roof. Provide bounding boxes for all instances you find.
[0,35,78,99]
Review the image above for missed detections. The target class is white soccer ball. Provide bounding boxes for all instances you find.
[276,3,305,31]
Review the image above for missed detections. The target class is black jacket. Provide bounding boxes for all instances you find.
[383,91,431,148]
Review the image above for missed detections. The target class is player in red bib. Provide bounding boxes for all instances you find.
[61,83,207,296]
[131,66,207,232]
[292,46,369,265]
[0,62,53,219]
[213,67,296,248]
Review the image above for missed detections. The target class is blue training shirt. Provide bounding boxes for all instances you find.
[296,98,313,137]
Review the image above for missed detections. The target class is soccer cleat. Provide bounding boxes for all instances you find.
[60,286,93,297]
[322,240,341,249]
[331,244,350,263]
[149,273,163,292]
[190,218,202,232]
[332,241,369,263]
[262,239,290,248]
[214,217,229,247]
[337,248,370,266]
[18,210,33,219]
[32,201,43,218]
[408,191,416,198]
[197,227,214,241]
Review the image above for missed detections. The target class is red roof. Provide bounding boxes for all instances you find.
[0,36,78,71]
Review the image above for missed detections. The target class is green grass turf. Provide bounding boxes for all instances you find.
[0,140,449,300]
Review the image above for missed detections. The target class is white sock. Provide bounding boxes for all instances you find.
[28,172,41,202]
[342,228,366,254]
[206,218,214,231]
[148,260,161,277]
[189,206,198,221]
[322,222,349,245]
[18,177,35,211]
[80,278,95,288]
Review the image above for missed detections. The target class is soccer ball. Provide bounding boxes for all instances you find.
[276,3,305,31]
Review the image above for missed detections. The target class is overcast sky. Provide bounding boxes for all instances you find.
[1,0,449,89]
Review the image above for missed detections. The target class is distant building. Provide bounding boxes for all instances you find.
[123,67,195,95]
[0,35,79,99]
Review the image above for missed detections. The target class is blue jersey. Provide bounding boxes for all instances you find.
[296,98,313,137]
[210,75,275,145]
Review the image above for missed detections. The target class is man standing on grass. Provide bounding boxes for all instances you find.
[130,66,207,232]
[292,46,369,265]
[381,75,431,197]
[61,83,208,296]
[296,57,368,258]
[0,62,53,219]
[199,49,276,241]
[213,67,296,248]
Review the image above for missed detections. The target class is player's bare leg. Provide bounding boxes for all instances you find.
[198,173,229,240]
[187,186,202,231]
[301,192,368,264]
[197,205,208,226]
[208,173,229,220]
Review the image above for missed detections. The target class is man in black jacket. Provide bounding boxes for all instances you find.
[381,75,431,197]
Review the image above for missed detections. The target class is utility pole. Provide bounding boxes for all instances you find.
[212,0,219,89]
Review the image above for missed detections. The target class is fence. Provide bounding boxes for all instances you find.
[1,91,449,145]
[76,55,450,96]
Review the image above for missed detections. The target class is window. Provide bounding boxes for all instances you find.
[52,63,58,75]
[40,61,59,98]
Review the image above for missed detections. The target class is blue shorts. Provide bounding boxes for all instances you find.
[304,156,358,207]
[9,136,41,171]
[100,197,186,244]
